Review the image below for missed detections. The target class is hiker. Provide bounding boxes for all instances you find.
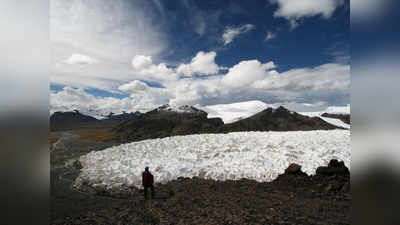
[142,166,155,199]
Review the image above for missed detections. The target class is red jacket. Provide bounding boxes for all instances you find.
[142,171,154,186]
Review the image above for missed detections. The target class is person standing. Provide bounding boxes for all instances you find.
[142,167,155,199]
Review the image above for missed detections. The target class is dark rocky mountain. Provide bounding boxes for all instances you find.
[102,111,142,125]
[50,110,101,131]
[51,105,342,140]
[223,106,340,132]
[321,113,350,125]
[113,105,342,143]
[50,110,142,131]
[113,104,224,142]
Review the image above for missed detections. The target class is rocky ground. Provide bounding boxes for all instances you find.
[51,131,350,225]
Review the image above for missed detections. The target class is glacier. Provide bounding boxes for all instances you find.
[298,111,350,129]
[74,130,350,189]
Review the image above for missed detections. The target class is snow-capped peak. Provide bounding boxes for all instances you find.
[156,104,206,114]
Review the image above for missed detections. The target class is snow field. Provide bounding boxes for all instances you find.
[298,111,350,129]
[74,130,350,189]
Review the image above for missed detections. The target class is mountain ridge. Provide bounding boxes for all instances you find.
[50,104,345,142]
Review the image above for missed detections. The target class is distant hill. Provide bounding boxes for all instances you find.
[223,106,340,132]
[50,110,142,131]
[113,104,224,142]
[50,110,100,131]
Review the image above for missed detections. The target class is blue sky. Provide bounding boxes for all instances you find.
[50,0,350,113]
[161,0,349,70]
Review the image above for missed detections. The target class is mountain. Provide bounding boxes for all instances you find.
[50,110,101,131]
[223,106,340,132]
[113,105,341,143]
[51,104,343,141]
[50,110,142,131]
[113,104,224,142]
[102,111,142,125]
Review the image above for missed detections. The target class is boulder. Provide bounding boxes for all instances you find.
[284,163,305,175]
[316,159,349,176]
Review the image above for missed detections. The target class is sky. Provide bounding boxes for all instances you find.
[50,0,350,114]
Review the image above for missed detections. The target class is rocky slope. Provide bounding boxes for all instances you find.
[223,106,340,132]
[113,104,224,143]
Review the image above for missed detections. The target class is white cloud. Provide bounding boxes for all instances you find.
[65,53,98,65]
[222,24,255,45]
[169,60,349,107]
[131,55,178,82]
[52,50,349,114]
[270,0,344,28]
[52,58,350,115]
[118,80,171,106]
[325,104,350,114]
[168,76,221,106]
[130,51,220,81]
[265,31,277,41]
[176,51,220,76]
[264,63,350,93]
[118,80,149,93]
[131,55,153,70]
[51,73,123,93]
[51,0,168,89]
[221,60,277,89]
[51,86,167,116]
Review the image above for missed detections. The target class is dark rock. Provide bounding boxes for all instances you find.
[316,159,350,176]
[285,163,302,175]
[328,159,345,168]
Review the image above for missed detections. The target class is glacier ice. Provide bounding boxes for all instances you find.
[74,130,350,189]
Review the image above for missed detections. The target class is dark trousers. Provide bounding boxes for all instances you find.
[143,184,155,199]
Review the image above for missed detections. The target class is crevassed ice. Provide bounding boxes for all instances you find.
[74,130,350,189]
